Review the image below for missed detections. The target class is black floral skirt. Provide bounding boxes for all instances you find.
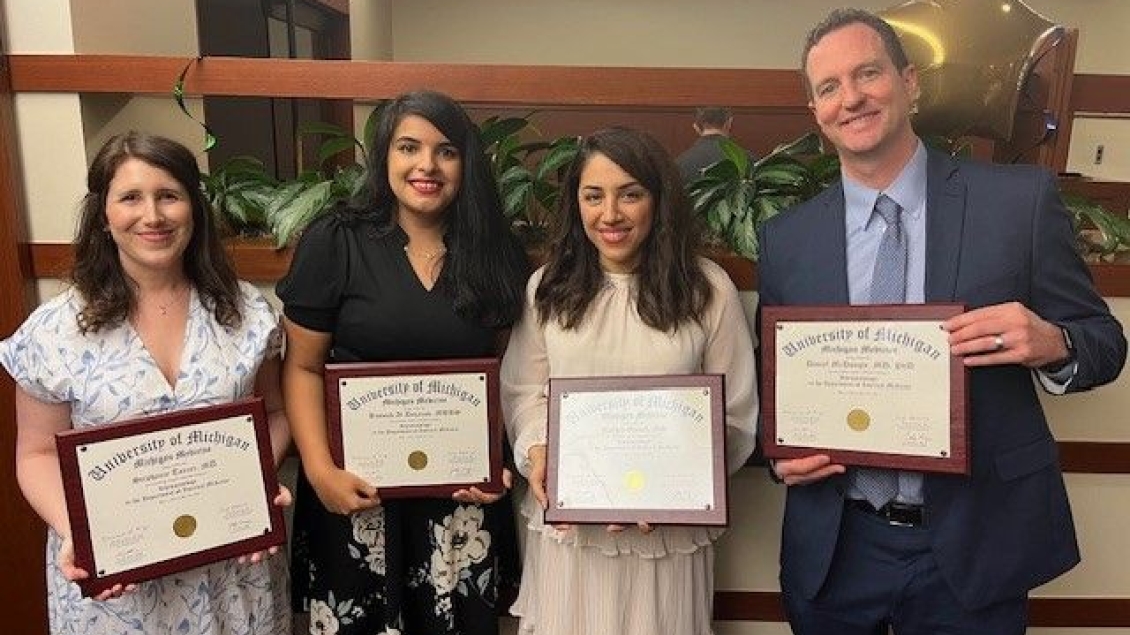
[290,470,520,635]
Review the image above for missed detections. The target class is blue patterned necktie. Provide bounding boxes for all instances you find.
[852,194,905,509]
[869,194,907,305]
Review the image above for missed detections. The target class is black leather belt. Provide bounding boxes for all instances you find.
[848,499,925,527]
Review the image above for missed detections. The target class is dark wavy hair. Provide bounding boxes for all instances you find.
[73,131,241,333]
[346,90,527,328]
[800,8,911,96]
[535,126,711,332]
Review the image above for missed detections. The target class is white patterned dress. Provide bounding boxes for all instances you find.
[0,282,290,635]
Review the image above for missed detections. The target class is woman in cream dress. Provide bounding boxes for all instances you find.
[501,127,758,635]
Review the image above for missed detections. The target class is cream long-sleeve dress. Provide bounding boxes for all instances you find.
[500,258,758,635]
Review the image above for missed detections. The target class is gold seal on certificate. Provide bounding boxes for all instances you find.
[760,304,969,474]
[324,358,504,498]
[55,398,286,597]
[545,375,728,526]
[846,409,871,432]
[173,515,197,538]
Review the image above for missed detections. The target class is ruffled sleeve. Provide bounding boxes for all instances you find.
[500,268,550,477]
[276,210,351,333]
[0,290,81,404]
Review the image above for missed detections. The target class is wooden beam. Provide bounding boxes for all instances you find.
[1072,74,1130,115]
[28,242,1129,298]
[6,54,807,107]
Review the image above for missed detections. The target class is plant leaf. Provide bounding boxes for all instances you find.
[269,180,334,247]
[718,138,751,176]
[317,136,358,166]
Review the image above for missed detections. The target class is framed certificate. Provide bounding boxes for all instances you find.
[55,397,285,597]
[760,304,969,474]
[324,358,503,498]
[545,374,728,526]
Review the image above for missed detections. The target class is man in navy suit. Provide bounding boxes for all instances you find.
[758,8,1126,634]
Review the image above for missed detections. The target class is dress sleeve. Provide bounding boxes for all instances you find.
[700,260,759,473]
[275,212,349,333]
[500,269,550,477]
[0,293,74,404]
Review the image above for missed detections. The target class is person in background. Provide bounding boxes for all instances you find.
[0,131,292,634]
[277,89,529,635]
[501,126,758,635]
[675,106,757,183]
[759,9,1126,634]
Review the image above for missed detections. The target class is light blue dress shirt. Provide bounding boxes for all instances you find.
[843,141,928,505]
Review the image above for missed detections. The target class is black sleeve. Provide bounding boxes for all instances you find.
[275,212,350,333]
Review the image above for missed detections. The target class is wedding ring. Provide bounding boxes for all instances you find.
[993,334,1005,352]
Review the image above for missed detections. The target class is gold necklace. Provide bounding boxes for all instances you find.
[403,244,447,262]
[154,285,190,317]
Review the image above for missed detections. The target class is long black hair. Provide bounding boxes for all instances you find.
[349,90,527,327]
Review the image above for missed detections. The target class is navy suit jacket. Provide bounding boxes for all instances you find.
[756,148,1126,609]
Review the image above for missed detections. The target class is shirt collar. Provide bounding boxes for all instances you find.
[843,139,927,232]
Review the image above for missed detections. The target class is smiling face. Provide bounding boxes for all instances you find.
[104,157,194,280]
[386,114,462,224]
[805,21,919,181]
[578,152,654,274]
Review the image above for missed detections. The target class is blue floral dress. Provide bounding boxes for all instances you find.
[0,282,290,635]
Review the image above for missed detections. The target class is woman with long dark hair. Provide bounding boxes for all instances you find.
[278,90,528,635]
[501,127,758,635]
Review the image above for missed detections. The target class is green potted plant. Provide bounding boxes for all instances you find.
[479,114,579,246]
[686,132,838,260]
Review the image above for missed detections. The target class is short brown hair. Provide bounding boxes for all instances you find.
[800,8,910,95]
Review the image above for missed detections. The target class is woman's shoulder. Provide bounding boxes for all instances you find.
[696,256,737,289]
[232,280,280,323]
[297,204,390,246]
[22,287,85,336]
[0,287,85,372]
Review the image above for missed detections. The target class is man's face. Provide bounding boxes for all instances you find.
[804,22,919,170]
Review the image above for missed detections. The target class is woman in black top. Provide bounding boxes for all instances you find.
[278,90,528,635]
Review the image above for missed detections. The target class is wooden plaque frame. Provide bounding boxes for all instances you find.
[324,357,504,498]
[760,304,969,474]
[56,397,284,596]
[546,374,728,526]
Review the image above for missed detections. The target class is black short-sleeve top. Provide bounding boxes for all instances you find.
[276,210,497,362]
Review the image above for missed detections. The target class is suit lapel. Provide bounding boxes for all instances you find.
[813,187,851,304]
[924,150,966,302]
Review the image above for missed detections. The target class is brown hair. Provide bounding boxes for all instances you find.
[73,131,241,333]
